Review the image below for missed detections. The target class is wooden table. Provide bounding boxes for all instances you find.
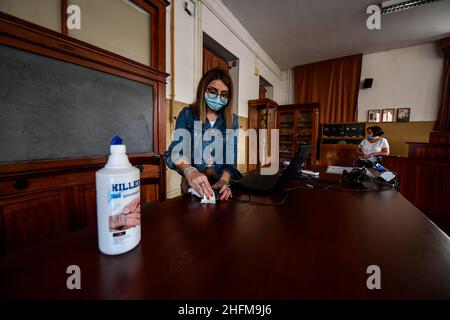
[1,170,450,299]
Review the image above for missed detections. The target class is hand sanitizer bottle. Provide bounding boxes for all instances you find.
[95,136,141,255]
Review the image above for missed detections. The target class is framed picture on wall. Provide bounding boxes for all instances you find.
[397,108,411,122]
[382,108,395,122]
[367,109,381,123]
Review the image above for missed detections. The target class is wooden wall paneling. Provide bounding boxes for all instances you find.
[420,163,450,220]
[77,184,97,227]
[0,189,72,254]
[0,207,3,255]
[0,170,94,198]
[66,186,83,231]
[430,131,450,144]
[427,164,443,217]
[407,142,450,162]
[0,159,163,253]
[71,185,84,228]
[400,162,421,209]
[383,156,450,234]
[414,164,430,214]
[0,154,160,175]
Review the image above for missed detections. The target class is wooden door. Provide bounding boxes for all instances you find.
[203,47,229,74]
[259,86,266,99]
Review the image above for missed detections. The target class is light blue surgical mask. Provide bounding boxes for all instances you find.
[367,134,374,140]
[204,92,228,111]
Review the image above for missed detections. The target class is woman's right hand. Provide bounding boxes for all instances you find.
[186,170,214,199]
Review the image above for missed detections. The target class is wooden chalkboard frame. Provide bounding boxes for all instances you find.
[0,3,169,199]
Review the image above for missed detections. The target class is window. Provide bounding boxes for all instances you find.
[0,0,154,66]
[0,0,61,32]
[68,0,151,66]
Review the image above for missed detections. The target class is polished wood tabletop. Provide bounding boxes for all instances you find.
[1,171,450,299]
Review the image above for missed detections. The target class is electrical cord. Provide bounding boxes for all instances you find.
[227,178,397,206]
[286,177,396,193]
[352,158,400,188]
[225,192,289,206]
[284,183,330,192]
[224,164,399,206]
[332,185,396,192]
[344,162,400,190]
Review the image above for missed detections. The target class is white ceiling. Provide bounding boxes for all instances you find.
[222,0,450,69]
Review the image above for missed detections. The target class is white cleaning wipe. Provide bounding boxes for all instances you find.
[188,188,216,204]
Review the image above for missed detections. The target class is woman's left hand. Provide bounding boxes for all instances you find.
[212,177,232,201]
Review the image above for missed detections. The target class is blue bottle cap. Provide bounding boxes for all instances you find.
[111,136,123,145]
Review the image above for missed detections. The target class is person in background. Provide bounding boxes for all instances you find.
[164,67,241,201]
[356,126,390,163]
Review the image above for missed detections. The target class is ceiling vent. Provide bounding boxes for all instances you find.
[381,0,443,15]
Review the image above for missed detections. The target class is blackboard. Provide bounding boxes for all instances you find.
[0,44,153,163]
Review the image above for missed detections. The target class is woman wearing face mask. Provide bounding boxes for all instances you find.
[356,126,390,163]
[164,67,241,201]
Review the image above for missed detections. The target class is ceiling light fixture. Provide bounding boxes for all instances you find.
[380,0,443,15]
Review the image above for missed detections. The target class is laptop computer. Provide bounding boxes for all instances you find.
[232,144,312,193]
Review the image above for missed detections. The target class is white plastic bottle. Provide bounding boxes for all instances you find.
[96,136,141,255]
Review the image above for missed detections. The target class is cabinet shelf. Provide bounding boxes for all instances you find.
[277,103,320,165]
[247,98,279,172]
[320,122,366,166]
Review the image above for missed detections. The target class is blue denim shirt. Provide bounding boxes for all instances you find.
[164,107,242,181]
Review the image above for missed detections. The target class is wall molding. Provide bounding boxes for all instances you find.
[194,0,203,92]
[200,0,283,80]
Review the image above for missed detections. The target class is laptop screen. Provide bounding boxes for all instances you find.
[282,144,312,179]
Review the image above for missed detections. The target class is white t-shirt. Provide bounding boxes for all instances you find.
[358,138,389,162]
